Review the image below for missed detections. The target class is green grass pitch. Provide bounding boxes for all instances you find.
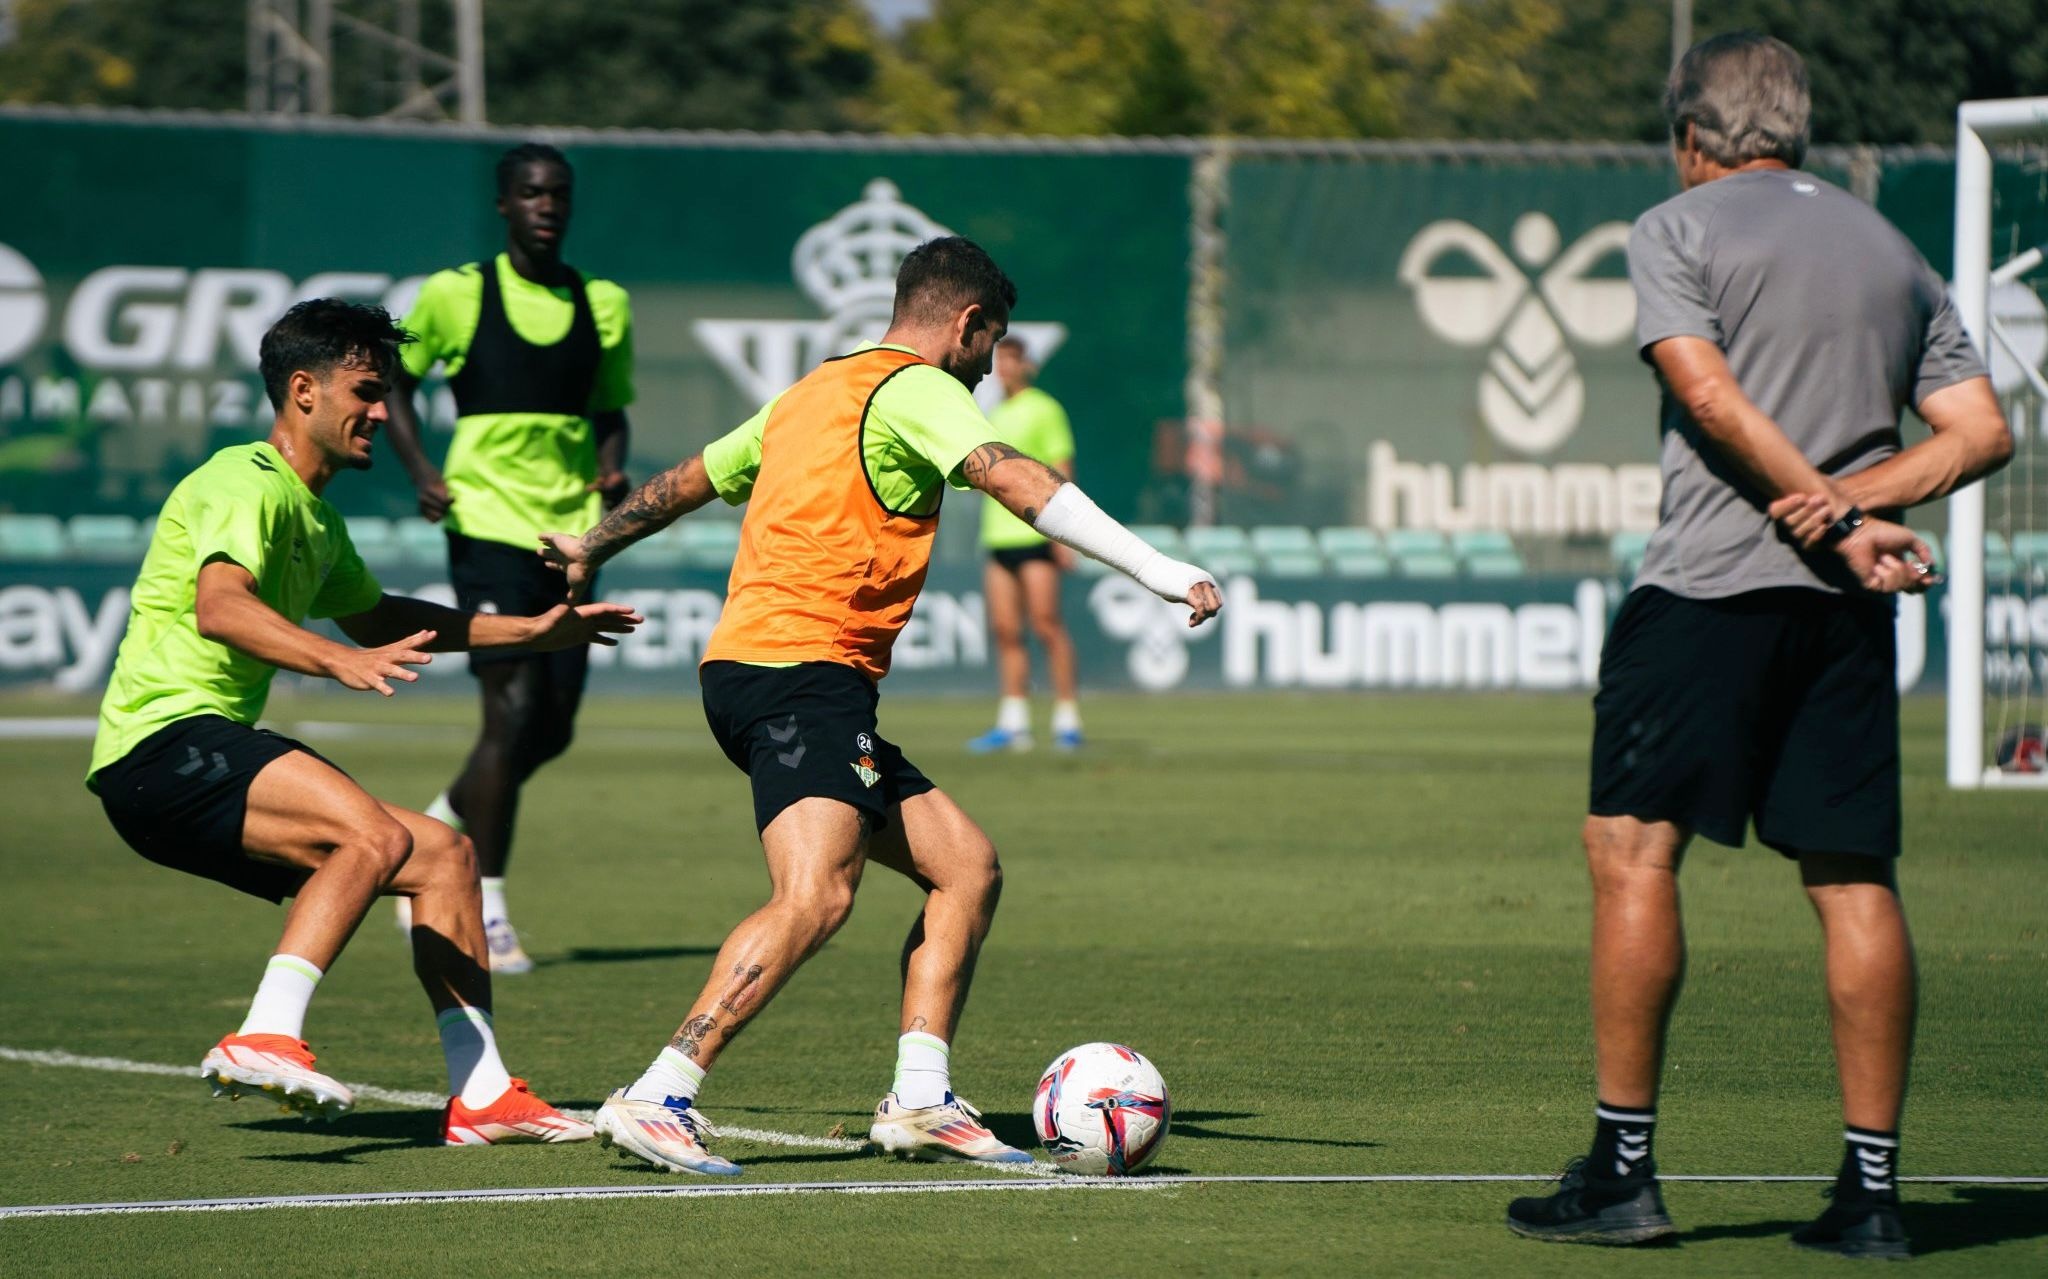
[0,690,2042,1275]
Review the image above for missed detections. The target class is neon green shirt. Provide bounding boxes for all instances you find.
[703,343,992,514]
[401,254,635,549]
[978,386,1074,549]
[89,442,384,782]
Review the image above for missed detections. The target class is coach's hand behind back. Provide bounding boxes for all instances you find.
[328,629,435,696]
[524,602,644,652]
[1841,519,1938,594]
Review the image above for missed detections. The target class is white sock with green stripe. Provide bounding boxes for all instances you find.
[438,1006,513,1108]
[239,954,323,1039]
[624,1047,708,1107]
[892,1031,951,1109]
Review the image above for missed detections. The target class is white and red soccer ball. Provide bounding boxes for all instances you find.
[1034,1042,1171,1176]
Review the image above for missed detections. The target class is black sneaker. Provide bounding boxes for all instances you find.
[1792,1187,1912,1260]
[1506,1157,1677,1245]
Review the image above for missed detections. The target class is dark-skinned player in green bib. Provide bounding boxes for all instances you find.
[384,143,635,972]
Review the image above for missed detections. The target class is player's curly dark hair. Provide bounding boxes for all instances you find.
[257,299,414,411]
[892,236,1017,326]
[496,141,572,195]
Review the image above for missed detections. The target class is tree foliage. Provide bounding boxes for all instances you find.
[871,0,1406,137]
[1410,0,2048,146]
[0,0,2044,143]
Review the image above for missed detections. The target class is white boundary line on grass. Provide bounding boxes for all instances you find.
[5,1173,2047,1221]
[4,1045,2043,1223]
[0,1046,867,1152]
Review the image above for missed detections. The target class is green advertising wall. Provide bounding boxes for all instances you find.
[0,116,1190,535]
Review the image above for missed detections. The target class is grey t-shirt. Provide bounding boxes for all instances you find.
[1628,167,1985,599]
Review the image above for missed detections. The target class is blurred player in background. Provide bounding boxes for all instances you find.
[88,300,638,1143]
[968,336,1083,753]
[1505,34,2012,1259]
[383,142,636,973]
[539,237,1221,1176]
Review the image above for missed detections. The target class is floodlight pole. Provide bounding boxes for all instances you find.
[1670,0,1693,67]
[248,0,483,122]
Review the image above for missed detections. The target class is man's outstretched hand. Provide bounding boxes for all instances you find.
[522,601,644,652]
[537,533,598,603]
[1769,493,1938,594]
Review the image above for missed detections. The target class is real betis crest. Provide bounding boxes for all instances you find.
[851,754,879,789]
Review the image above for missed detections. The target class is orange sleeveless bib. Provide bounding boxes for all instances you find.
[702,347,939,681]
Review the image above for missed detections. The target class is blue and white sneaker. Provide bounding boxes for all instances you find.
[594,1090,742,1176]
[967,727,1033,754]
[1053,728,1084,752]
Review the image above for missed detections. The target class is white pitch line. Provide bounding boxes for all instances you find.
[0,718,96,739]
[5,1172,2047,1221]
[0,1046,865,1153]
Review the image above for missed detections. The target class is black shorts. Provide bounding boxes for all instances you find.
[94,715,340,902]
[1589,586,1900,859]
[447,528,592,675]
[989,543,1058,574]
[700,660,935,835]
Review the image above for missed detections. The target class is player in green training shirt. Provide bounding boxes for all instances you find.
[90,300,639,1142]
[382,142,636,972]
[968,336,1084,752]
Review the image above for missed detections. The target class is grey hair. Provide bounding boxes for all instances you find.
[1665,32,1810,169]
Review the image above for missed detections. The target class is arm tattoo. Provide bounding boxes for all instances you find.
[582,465,686,563]
[960,441,1065,520]
[960,441,1027,489]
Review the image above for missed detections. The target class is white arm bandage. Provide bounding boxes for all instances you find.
[1031,483,1215,603]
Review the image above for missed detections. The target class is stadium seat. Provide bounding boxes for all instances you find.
[65,514,148,562]
[1249,526,1324,576]
[1383,529,1456,577]
[346,516,402,568]
[680,520,742,569]
[394,517,447,565]
[1128,525,1188,560]
[2011,530,2048,569]
[1463,551,1527,579]
[628,524,688,568]
[1610,530,1652,575]
[1317,527,1391,578]
[1184,525,1259,577]
[0,513,66,560]
[1451,529,1516,559]
[1394,553,1459,579]
[1985,532,2017,580]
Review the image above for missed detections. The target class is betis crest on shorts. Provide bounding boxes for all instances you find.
[851,733,879,788]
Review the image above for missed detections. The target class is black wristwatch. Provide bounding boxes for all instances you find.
[1818,506,1865,549]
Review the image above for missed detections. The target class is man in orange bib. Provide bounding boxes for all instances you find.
[540,237,1221,1175]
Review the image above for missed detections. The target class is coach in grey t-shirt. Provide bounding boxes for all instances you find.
[1631,168,1986,597]
[1507,32,2013,1260]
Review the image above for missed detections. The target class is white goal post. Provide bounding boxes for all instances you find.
[1950,97,2048,788]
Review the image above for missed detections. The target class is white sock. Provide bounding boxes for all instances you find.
[480,876,508,926]
[238,954,323,1039]
[624,1046,707,1106]
[425,791,466,834]
[438,1006,514,1108]
[997,697,1029,734]
[892,1031,952,1109]
[1052,700,1082,734]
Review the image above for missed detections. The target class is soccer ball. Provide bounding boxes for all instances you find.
[1033,1042,1171,1175]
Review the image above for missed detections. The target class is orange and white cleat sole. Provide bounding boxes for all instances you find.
[200,1033,353,1121]
[443,1078,595,1145]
